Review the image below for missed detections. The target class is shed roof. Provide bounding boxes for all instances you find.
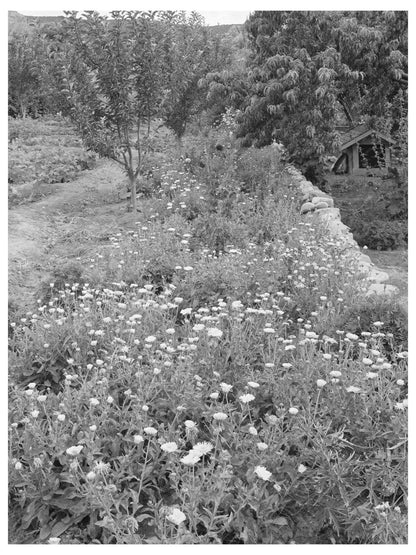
[340,123,395,150]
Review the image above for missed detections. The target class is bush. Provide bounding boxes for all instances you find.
[192,213,248,255]
[335,296,408,351]
[347,218,406,250]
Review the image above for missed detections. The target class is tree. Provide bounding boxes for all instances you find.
[199,26,249,125]
[8,15,74,118]
[159,11,208,140]
[8,30,41,117]
[60,11,169,212]
[234,11,407,180]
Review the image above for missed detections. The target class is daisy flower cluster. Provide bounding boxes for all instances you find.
[8,126,407,545]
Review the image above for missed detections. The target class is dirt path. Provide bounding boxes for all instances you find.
[365,248,408,310]
[8,160,138,310]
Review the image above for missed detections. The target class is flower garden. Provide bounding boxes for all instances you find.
[8,117,408,544]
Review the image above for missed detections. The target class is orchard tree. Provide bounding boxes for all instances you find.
[235,11,407,180]
[33,24,75,116]
[8,30,41,117]
[160,12,244,139]
[159,11,208,140]
[200,68,248,125]
[61,11,169,212]
[199,26,249,125]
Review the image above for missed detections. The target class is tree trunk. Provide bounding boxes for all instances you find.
[20,100,27,119]
[175,134,183,150]
[338,94,354,125]
[128,173,137,213]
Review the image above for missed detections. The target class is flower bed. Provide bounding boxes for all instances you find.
[8,121,407,544]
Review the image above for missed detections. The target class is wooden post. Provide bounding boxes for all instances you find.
[352,144,359,173]
[346,148,353,174]
[385,146,391,168]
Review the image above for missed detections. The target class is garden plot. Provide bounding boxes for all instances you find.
[8,118,408,544]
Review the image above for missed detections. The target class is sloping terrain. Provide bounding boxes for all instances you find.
[8,160,136,310]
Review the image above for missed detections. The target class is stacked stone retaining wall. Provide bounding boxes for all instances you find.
[287,165,398,297]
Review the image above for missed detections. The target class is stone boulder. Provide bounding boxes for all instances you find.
[312,196,334,207]
[366,283,398,297]
[300,202,315,214]
[314,201,329,210]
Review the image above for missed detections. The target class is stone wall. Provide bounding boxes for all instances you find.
[287,165,398,297]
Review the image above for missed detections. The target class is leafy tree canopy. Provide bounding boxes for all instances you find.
[234,11,407,178]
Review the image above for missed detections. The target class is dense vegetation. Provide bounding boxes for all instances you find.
[8,116,96,206]
[8,10,408,545]
[8,112,408,545]
[203,11,407,180]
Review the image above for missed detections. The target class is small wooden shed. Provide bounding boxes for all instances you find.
[332,123,395,175]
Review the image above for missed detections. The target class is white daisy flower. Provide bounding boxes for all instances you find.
[254,465,272,481]
[212,412,228,421]
[66,445,83,456]
[166,507,186,525]
[161,442,178,453]
[239,393,255,404]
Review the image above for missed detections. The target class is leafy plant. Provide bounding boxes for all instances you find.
[8,115,407,545]
[347,218,406,250]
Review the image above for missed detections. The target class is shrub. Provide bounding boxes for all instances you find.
[335,296,408,351]
[192,213,248,255]
[347,218,406,250]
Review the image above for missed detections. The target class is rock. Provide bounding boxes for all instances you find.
[312,196,334,207]
[288,163,404,302]
[357,259,373,273]
[366,283,398,296]
[300,202,315,214]
[366,269,390,283]
[316,207,341,219]
[359,254,373,265]
[314,201,329,210]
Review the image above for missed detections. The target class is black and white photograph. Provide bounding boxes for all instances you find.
[7,2,409,546]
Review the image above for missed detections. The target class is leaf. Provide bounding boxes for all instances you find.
[50,518,75,538]
[50,496,86,511]
[275,516,289,526]
[136,513,152,523]
[39,523,53,541]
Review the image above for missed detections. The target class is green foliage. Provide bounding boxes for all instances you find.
[380,171,408,221]
[8,31,42,118]
[160,12,213,138]
[335,296,408,351]
[8,117,96,205]
[58,11,176,211]
[346,218,406,250]
[9,144,95,186]
[232,11,407,180]
[8,118,407,544]
[201,70,248,125]
[8,22,73,118]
